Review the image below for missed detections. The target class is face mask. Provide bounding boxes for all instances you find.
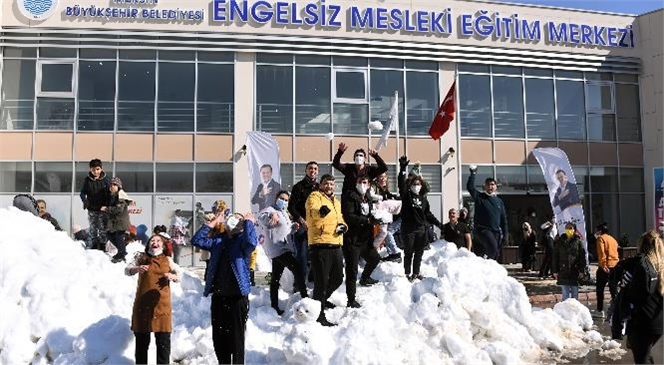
[226,216,240,231]
[275,198,288,211]
[149,248,163,256]
[410,185,422,194]
[356,184,369,195]
[565,229,575,238]
[354,156,365,165]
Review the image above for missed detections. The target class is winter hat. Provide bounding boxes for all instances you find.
[110,176,122,189]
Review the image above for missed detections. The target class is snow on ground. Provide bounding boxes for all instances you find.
[0,207,624,364]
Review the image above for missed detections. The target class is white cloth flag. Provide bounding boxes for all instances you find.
[533,147,588,263]
[375,90,398,150]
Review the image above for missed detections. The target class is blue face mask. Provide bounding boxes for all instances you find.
[275,198,288,211]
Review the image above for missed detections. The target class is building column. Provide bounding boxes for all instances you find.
[438,63,460,218]
[233,52,256,213]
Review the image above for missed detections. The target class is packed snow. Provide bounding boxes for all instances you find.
[0,207,626,364]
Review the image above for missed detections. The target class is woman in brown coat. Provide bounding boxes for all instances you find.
[125,233,181,365]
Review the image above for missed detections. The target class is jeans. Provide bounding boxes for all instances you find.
[384,219,402,255]
[108,231,126,259]
[474,228,502,260]
[561,285,579,300]
[293,229,309,282]
[595,266,617,312]
[270,252,307,310]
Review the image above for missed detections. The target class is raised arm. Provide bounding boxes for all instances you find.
[368,149,388,178]
[239,219,259,255]
[466,169,479,200]
[332,142,348,174]
[191,225,224,250]
[398,155,410,194]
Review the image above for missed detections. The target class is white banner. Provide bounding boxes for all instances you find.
[375,90,398,150]
[533,147,588,261]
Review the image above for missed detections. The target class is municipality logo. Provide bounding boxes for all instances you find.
[17,0,58,20]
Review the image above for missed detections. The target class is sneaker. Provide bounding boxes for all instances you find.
[591,309,605,318]
[110,255,125,263]
[383,253,402,262]
[324,300,336,309]
[317,316,337,327]
[359,277,379,286]
[412,274,424,281]
[273,307,285,316]
[407,275,415,283]
[347,299,362,308]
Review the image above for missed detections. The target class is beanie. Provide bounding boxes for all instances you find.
[110,177,122,189]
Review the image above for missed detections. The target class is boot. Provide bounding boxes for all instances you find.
[324,300,336,309]
[250,269,256,286]
[272,306,285,316]
[359,277,378,286]
[317,314,336,327]
[347,299,361,308]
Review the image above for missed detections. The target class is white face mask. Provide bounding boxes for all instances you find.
[410,185,422,195]
[356,183,369,195]
[226,216,240,231]
[354,156,365,165]
[149,248,163,256]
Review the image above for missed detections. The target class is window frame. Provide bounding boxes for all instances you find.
[37,60,77,98]
[332,68,368,103]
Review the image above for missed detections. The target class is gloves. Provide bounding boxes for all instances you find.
[83,200,89,210]
[399,155,410,168]
[335,224,348,235]
[319,205,331,217]
[469,165,478,174]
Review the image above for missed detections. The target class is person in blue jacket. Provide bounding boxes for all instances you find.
[191,210,258,365]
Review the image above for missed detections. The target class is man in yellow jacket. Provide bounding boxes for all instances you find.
[594,222,619,317]
[306,174,348,327]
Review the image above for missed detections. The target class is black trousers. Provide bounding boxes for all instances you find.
[475,229,502,260]
[108,230,126,258]
[271,252,308,309]
[628,331,662,364]
[310,245,344,319]
[342,241,381,302]
[211,294,249,365]
[539,240,554,277]
[402,229,426,276]
[134,332,170,365]
[596,266,617,311]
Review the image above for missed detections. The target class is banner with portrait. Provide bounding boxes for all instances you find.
[533,147,588,261]
[655,167,664,233]
[246,131,283,272]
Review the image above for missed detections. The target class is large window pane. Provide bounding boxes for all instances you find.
[256,54,292,64]
[197,63,234,133]
[0,162,31,192]
[116,163,154,193]
[493,77,524,138]
[256,66,293,133]
[156,163,193,193]
[461,165,494,191]
[332,104,368,135]
[556,80,585,140]
[118,62,155,131]
[406,72,438,136]
[459,74,491,137]
[196,163,232,192]
[495,166,527,193]
[616,84,641,142]
[587,115,616,141]
[420,165,442,193]
[34,162,72,193]
[3,47,37,58]
[572,166,589,196]
[525,78,555,139]
[590,166,618,193]
[157,63,194,132]
[40,48,76,58]
[586,83,613,112]
[370,69,403,134]
[527,165,548,193]
[36,98,74,130]
[80,49,116,59]
[335,71,366,100]
[280,163,294,191]
[295,67,331,134]
[619,194,645,244]
[1,59,35,130]
[75,161,90,192]
[591,193,619,238]
[619,167,644,193]
[78,61,115,131]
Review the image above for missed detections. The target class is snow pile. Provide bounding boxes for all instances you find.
[0,207,622,364]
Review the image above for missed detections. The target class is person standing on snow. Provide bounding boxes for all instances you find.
[466,165,508,261]
[103,177,132,263]
[288,161,320,283]
[332,142,387,196]
[80,158,111,251]
[169,209,190,265]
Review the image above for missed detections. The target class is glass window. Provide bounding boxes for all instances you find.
[0,162,31,192]
[492,66,521,75]
[615,74,638,83]
[156,163,193,192]
[525,78,555,139]
[332,104,368,134]
[406,60,437,71]
[197,63,234,133]
[118,62,155,131]
[459,74,491,137]
[370,69,404,133]
[198,51,234,63]
[370,58,403,69]
[295,67,331,134]
[495,166,527,193]
[36,98,74,130]
[333,57,367,67]
[34,162,72,193]
[75,161,90,192]
[586,72,613,81]
[619,194,645,243]
[39,48,76,58]
[492,76,524,138]
[590,166,618,193]
[524,68,553,77]
[158,50,195,61]
[79,49,116,59]
[158,63,194,132]
[591,193,619,237]
[556,70,583,79]
[3,47,37,58]
[0,59,35,130]
[420,165,442,193]
[40,63,73,93]
[196,163,232,192]
[78,60,115,131]
[572,166,589,196]
[406,72,438,136]
[256,53,292,64]
[616,84,641,142]
[556,80,586,140]
[280,163,294,191]
[120,49,156,60]
[295,55,330,65]
[116,162,154,193]
[586,83,613,112]
[458,64,489,73]
[461,165,494,191]
[619,168,644,192]
[334,70,366,100]
[527,165,548,193]
[587,115,616,141]
[256,65,293,133]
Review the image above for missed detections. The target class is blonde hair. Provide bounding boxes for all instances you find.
[637,230,664,296]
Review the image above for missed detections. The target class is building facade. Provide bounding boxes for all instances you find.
[1,0,662,265]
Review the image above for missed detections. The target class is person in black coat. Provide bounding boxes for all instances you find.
[398,156,443,282]
[538,219,556,278]
[341,175,381,308]
[332,142,387,196]
[288,161,319,282]
[466,166,508,260]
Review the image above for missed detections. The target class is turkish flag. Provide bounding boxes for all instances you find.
[428,81,456,140]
